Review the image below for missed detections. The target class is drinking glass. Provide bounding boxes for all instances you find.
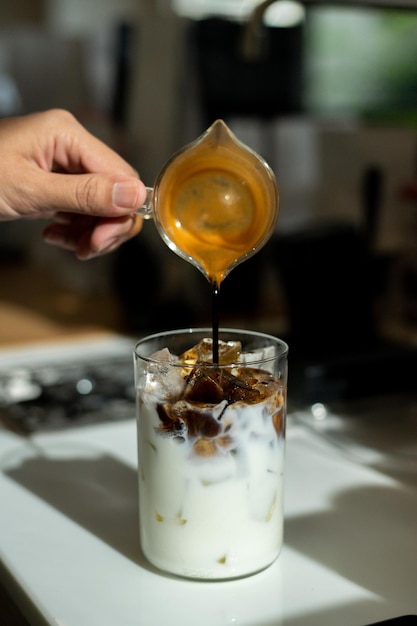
[134,328,288,580]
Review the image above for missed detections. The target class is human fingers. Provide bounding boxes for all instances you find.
[0,109,147,219]
[43,212,143,259]
[5,109,138,177]
[78,213,143,259]
[25,171,147,218]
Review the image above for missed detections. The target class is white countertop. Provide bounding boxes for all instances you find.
[0,338,416,626]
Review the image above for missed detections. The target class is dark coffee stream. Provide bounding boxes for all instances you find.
[211,282,220,364]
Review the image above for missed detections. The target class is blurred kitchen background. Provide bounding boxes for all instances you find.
[0,0,416,400]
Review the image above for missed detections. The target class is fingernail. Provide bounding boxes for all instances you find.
[113,181,139,209]
[98,237,118,253]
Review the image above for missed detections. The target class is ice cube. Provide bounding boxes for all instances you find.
[183,366,225,404]
[157,400,223,439]
[184,365,261,405]
[144,348,184,400]
[179,338,241,365]
[150,347,174,363]
[238,345,277,373]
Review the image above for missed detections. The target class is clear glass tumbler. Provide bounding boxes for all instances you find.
[134,328,288,580]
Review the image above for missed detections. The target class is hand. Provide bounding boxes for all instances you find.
[0,109,147,259]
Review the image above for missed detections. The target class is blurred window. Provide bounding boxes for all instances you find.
[305,7,417,119]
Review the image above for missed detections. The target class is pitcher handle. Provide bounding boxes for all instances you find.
[136,186,154,219]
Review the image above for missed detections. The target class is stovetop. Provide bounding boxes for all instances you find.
[0,337,136,434]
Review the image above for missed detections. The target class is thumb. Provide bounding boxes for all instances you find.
[34,172,147,217]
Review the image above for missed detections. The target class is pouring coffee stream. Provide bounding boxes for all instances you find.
[137,120,279,363]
